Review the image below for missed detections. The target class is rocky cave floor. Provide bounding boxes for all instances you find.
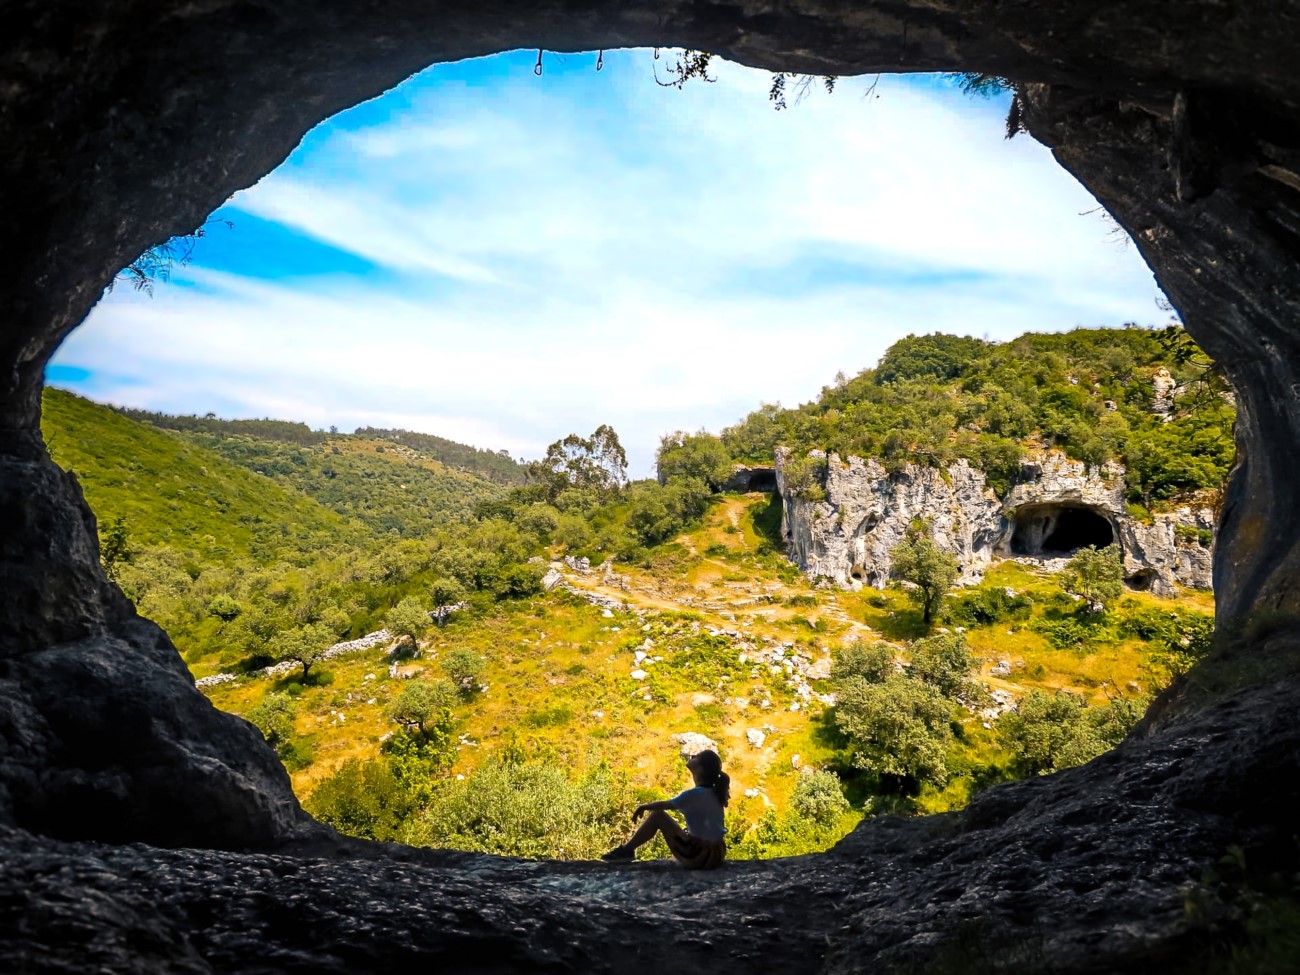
[4,665,1299,974]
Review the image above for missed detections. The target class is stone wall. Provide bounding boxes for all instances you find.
[776,447,1214,596]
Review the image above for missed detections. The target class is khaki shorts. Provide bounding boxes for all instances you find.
[665,831,726,871]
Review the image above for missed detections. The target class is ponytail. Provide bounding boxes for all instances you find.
[691,749,730,807]
[711,770,731,808]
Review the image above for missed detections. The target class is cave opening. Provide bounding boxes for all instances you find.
[9,4,1300,969]
[1010,503,1115,556]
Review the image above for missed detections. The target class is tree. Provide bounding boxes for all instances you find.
[387,679,457,742]
[207,593,244,625]
[890,522,960,626]
[790,769,851,827]
[384,597,429,650]
[427,577,468,626]
[831,640,897,685]
[1060,543,1124,612]
[269,622,333,680]
[833,673,954,789]
[908,632,975,698]
[99,515,132,581]
[527,425,628,499]
[997,690,1099,775]
[443,647,487,696]
[656,432,733,491]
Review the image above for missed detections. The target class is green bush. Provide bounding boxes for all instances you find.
[908,632,976,697]
[790,769,851,827]
[942,586,1032,627]
[834,673,955,789]
[443,647,487,696]
[832,640,897,684]
[304,758,413,842]
[404,757,631,859]
[997,691,1143,775]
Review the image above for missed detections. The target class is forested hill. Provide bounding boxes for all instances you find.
[717,326,1236,507]
[113,407,527,486]
[169,432,507,536]
[353,427,525,486]
[42,388,362,563]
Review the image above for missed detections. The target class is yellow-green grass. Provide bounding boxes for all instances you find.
[204,493,1213,835]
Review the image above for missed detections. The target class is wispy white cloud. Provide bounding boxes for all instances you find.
[54,54,1163,477]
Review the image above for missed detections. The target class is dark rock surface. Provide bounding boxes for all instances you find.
[4,668,1299,972]
[0,454,316,848]
[3,1,1300,970]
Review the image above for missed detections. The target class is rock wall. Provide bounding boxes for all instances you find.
[776,448,1214,596]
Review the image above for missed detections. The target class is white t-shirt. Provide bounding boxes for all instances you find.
[671,786,726,841]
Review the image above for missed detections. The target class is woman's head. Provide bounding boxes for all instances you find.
[686,749,730,807]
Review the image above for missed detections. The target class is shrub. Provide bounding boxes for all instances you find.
[942,586,1032,627]
[1060,544,1124,612]
[834,673,955,789]
[304,758,412,842]
[996,690,1141,775]
[908,631,976,697]
[831,641,896,684]
[790,769,851,827]
[783,454,828,503]
[443,647,487,696]
[405,757,631,859]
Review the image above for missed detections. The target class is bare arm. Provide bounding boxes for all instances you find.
[631,798,675,821]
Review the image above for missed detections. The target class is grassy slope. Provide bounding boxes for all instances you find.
[41,388,359,560]
[204,492,1212,843]
[176,433,508,535]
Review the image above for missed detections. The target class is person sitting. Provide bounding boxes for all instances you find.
[601,748,729,870]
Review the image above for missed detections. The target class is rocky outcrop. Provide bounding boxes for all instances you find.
[777,448,1214,595]
[0,454,317,849]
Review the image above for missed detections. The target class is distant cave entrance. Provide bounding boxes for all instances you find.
[1009,503,1115,557]
[1128,568,1158,591]
[726,466,777,492]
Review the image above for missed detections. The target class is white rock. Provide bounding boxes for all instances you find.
[631,669,648,681]
[746,729,765,748]
[674,732,718,759]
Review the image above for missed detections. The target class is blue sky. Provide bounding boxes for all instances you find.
[49,50,1165,476]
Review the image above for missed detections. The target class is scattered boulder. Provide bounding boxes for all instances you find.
[673,732,717,760]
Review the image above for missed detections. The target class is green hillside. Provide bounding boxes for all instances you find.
[112,404,528,486]
[40,390,510,671]
[718,325,1235,505]
[42,388,360,562]
[353,426,526,485]
[172,433,508,536]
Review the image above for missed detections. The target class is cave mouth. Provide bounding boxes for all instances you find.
[1009,503,1115,557]
[1128,568,1158,591]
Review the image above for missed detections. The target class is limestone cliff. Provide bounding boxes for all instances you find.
[776,448,1214,596]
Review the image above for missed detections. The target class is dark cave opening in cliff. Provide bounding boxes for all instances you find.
[1009,503,1115,556]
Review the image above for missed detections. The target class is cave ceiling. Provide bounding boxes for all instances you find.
[2,2,1300,971]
